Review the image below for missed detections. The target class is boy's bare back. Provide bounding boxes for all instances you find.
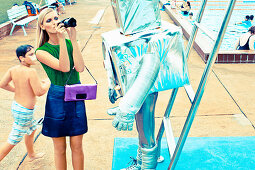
[1,65,50,110]
[0,45,50,110]
[10,65,37,109]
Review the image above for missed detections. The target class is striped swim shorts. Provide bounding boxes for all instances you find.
[8,101,38,145]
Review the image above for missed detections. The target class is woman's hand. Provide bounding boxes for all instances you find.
[66,27,77,41]
[55,23,66,40]
[67,26,84,72]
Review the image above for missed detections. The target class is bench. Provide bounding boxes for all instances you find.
[7,5,38,36]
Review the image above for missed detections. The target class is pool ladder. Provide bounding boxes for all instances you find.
[157,0,237,169]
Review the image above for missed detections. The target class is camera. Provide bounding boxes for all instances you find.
[58,17,77,28]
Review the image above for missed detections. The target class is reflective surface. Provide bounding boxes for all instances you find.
[189,0,255,50]
[111,0,161,35]
[169,0,237,169]
[110,53,160,131]
[118,53,160,116]
[102,21,190,95]
[136,92,158,148]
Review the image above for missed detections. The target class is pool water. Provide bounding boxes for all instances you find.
[177,0,255,50]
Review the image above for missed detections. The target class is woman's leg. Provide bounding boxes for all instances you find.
[70,135,84,170]
[52,137,67,170]
[0,142,15,161]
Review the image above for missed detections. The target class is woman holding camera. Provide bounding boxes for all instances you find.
[36,8,87,170]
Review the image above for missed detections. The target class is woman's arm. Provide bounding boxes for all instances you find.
[36,46,70,72]
[59,35,70,72]
[67,27,84,72]
[187,6,191,12]
[249,35,255,50]
[235,38,240,50]
[235,22,242,25]
[36,23,70,72]
[0,68,15,92]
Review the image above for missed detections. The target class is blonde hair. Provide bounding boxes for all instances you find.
[36,8,55,49]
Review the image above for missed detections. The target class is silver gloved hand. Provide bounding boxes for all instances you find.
[112,107,135,131]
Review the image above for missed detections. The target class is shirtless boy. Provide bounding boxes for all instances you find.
[0,45,50,162]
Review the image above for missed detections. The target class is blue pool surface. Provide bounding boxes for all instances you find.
[177,0,255,50]
[112,137,255,169]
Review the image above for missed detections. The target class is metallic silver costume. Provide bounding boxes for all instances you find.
[102,0,190,169]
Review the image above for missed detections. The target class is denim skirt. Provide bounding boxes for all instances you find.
[42,84,88,137]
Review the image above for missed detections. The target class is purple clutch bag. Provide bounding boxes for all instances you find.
[64,84,97,101]
[64,66,97,101]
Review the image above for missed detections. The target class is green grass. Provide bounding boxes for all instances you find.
[0,0,45,24]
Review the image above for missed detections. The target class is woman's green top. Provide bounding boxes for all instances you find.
[36,39,80,86]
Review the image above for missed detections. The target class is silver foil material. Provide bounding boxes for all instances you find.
[119,53,160,115]
[111,0,161,35]
[102,21,190,94]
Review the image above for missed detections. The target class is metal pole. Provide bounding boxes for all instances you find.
[184,0,208,59]
[157,88,179,141]
[156,88,179,159]
[168,0,237,169]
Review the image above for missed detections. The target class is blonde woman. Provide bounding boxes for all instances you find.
[35,8,87,170]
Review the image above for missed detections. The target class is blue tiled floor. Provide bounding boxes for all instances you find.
[112,137,255,170]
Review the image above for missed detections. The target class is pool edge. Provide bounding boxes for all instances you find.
[160,0,255,64]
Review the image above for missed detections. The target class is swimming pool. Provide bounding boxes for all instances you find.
[177,0,255,50]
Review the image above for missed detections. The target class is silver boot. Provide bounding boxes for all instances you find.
[141,144,158,170]
[121,146,142,170]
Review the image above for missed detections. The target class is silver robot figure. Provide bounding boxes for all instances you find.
[102,0,189,169]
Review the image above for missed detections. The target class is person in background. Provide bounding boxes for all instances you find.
[39,0,65,14]
[250,15,254,25]
[178,0,191,15]
[235,15,252,28]
[36,8,87,170]
[165,0,171,5]
[160,1,171,11]
[235,26,255,50]
[57,0,66,14]
[188,12,194,22]
[0,45,50,162]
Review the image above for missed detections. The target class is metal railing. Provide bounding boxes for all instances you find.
[157,0,237,169]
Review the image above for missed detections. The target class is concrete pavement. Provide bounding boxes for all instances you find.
[0,1,254,169]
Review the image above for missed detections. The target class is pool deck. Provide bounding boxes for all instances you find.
[0,1,254,169]
[160,0,255,63]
